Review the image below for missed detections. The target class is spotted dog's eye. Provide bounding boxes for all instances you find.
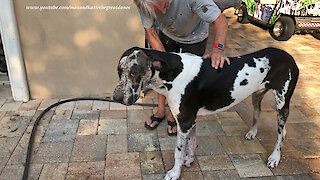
[129,71,137,79]
[128,55,135,60]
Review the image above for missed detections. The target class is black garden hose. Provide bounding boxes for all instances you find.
[22,97,160,180]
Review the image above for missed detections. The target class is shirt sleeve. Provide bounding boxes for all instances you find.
[189,0,221,23]
[137,8,155,29]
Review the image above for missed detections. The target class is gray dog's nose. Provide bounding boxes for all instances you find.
[113,92,124,103]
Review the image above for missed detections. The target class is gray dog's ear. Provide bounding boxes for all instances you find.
[140,48,182,73]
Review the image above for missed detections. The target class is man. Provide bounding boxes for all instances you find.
[134,0,230,136]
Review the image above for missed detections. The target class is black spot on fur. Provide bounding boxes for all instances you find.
[128,55,135,60]
[202,5,208,13]
[164,83,172,90]
[177,147,181,151]
[278,127,281,134]
[240,79,248,86]
[247,60,257,67]
[265,82,271,89]
[245,73,249,76]
[260,68,264,73]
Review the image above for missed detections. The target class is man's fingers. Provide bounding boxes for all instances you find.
[214,59,219,69]
[219,57,225,68]
[211,59,216,68]
[203,54,210,58]
[211,54,230,69]
[226,57,230,65]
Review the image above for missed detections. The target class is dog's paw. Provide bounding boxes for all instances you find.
[184,155,195,167]
[245,129,257,140]
[267,151,281,168]
[165,168,180,180]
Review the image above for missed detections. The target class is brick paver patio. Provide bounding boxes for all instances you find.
[0,9,319,180]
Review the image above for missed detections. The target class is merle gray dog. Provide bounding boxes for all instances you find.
[113,47,299,180]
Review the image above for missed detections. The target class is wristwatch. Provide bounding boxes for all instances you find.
[212,42,224,51]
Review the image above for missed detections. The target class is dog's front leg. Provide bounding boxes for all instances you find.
[165,126,189,180]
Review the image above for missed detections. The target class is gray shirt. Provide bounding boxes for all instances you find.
[138,0,221,44]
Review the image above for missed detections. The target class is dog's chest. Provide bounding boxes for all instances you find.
[166,54,203,114]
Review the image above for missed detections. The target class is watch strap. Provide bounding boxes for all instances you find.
[212,42,224,51]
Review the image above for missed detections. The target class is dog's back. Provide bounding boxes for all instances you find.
[179,47,299,112]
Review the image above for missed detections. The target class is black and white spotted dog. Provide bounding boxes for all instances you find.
[113,47,299,180]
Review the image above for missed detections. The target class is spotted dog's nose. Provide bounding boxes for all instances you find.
[113,91,124,104]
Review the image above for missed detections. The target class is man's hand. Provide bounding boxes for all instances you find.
[203,48,230,69]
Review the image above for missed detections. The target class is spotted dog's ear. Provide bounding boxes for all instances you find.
[118,47,141,78]
[140,48,182,73]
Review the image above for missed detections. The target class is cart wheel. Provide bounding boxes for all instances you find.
[237,5,249,24]
[311,32,320,40]
[269,16,295,41]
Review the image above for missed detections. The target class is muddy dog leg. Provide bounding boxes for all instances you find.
[184,126,196,167]
[165,126,190,180]
[165,109,197,180]
[268,106,289,168]
[246,89,269,140]
[268,71,297,168]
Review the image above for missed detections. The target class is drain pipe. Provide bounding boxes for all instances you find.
[0,0,29,102]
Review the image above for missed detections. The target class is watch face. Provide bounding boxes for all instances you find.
[213,42,224,51]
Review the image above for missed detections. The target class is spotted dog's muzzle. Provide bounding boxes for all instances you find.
[113,78,142,105]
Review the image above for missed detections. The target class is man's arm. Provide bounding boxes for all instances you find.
[145,27,166,52]
[205,13,230,69]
